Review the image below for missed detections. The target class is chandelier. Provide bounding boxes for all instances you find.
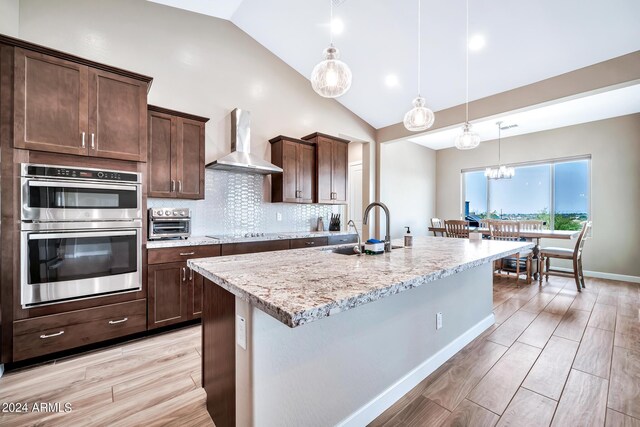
[485,122,515,179]
[403,0,435,131]
[454,0,480,150]
[310,0,352,98]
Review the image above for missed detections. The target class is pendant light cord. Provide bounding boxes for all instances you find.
[465,0,469,124]
[330,0,334,46]
[498,123,502,165]
[417,0,421,96]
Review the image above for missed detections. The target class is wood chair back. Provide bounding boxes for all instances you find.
[444,220,469,238]
[519,220,544,231]
[479,219,494,229]
[431,218,444,236]
[574,221,592,260]
[490,220,521,241]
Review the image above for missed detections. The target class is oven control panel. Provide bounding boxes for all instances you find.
[25,165,140,183]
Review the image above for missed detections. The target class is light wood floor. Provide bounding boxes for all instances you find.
[1,275,638,426]
[370,275,640,427]
[0,325,213,426]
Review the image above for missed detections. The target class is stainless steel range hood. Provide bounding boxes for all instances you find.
[206,108,283,175]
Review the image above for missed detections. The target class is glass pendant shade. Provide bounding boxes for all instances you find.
[403,96,435,131]
[454,122,480,150]
[310,46,352,98]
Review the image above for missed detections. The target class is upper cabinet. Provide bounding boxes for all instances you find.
[148,105,209,200]
[9,40,152,162]
[270,136,316,203]
[301,132,349,204]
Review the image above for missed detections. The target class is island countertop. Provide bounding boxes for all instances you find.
[188,236,533,328]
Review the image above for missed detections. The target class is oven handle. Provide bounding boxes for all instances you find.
[27,180,138,191]
[28,230,137,240]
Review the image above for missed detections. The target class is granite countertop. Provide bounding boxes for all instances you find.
[147,230,357,249]
[188,236,534,328]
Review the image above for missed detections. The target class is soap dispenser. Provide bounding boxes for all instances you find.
[404,226,413,247]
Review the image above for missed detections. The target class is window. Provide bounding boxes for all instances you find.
[462,157,590,230]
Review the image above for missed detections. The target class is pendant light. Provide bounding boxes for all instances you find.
[310,0,352,98]
[454,0,480,150]
[485,121,515,179]
[403,0,435,131]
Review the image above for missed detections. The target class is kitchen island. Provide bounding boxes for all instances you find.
[189,236,533,427]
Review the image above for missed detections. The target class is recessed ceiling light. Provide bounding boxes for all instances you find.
[331,18,344,35]
[468,34,486,51]
[385,74,399,87]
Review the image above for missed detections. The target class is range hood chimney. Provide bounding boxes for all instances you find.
[206,108,283,174]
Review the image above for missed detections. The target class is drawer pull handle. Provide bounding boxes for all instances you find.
[40,331,64,339]
[180,252,195,256]
[305,242,315,245]
[108,317,128,325]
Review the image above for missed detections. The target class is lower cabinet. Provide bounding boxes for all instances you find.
[13,299,147,362]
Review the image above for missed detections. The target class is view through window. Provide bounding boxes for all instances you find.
[463,158,590,230]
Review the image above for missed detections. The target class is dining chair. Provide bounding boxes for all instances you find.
[518,220,544,231]
[444,220,469,238]
[431,218,445,237]
[490,221,532,284]
[539,221,592,292]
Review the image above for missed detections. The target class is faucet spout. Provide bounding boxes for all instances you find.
[347,220,362,255]
[362,202,391,252]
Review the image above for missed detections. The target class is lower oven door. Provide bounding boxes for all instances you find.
[21,228,142,307]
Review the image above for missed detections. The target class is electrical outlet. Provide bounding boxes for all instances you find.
[436,312,443,330]
[276,212,282,221]
[237,315,247,350]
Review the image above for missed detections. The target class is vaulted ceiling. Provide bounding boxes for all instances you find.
[149,0,640,130]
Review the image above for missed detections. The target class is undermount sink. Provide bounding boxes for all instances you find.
[330,245,404,256]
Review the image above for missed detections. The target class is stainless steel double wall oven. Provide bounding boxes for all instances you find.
[20,163,143,307]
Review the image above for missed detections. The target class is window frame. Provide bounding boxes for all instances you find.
[461,155,591,229]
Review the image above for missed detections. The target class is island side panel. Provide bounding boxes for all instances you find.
[202,276,236,427]
[247,263,494,426]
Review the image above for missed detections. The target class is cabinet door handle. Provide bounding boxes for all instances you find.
[81,132,86,148]
[180,252,195,256]
[108,317,128,325]
[171,180,176,192]
[189,268,193,281]
[305,241,315,245]
[182,267,186,282]
[91,133,95,149]
[178,180,183,192]
[40,331,64,339]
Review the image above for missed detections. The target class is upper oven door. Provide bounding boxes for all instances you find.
[21,227,142,307]
[22,178,142,222]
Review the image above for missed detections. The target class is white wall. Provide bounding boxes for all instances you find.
[0,0,19,36]
[436,114,640,278]
[17,0,376,199]
[379,140,436,239]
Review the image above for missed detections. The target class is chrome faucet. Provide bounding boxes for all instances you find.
[347,220,362,255]
[362,202,391,252]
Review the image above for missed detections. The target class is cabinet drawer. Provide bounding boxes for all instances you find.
[13,299,146,361]
[289,237,328,249]
[328,234,358,246]
[148,244,221,264]
[221,240,290,256]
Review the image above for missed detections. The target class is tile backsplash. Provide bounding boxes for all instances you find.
[148,170,344,237]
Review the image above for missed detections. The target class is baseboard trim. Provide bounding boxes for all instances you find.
[337,313,495,427]
[553,267,640,284]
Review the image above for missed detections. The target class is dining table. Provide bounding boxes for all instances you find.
[428,226,581,280]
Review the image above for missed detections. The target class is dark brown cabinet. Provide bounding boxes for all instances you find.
[148,105,208,199]
[270,136,316,203]
[147,245,220,329]
[13,47,150,161]
[302,132,349,204]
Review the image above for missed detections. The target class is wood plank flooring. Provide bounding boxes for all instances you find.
[371,275,640,427]
[1,275,638,426]
[0,326,213,426]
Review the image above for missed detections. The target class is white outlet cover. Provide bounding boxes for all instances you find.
[276,212,282,221]
[436,312,443,330]
[237,315,247,350]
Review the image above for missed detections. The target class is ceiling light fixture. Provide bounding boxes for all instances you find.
[455,0,480,150]
[485,121,515,179]
[403,0,434,132]
[385,74,399,87]
[468,34,485,51]
[331,18,344,35]
[310,0,352,98]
